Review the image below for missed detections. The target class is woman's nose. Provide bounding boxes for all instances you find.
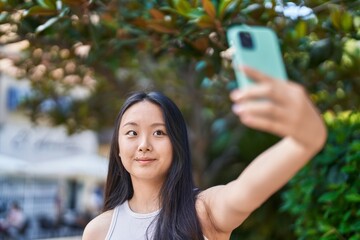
[138,136,152,152]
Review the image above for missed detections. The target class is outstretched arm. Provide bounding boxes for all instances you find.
[202,66,327,234]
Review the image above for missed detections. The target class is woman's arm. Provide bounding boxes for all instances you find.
[202,66,327,233]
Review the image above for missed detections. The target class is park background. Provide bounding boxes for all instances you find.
[0,0,359,239]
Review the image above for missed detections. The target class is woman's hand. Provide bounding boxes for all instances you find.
[230,66,327,153]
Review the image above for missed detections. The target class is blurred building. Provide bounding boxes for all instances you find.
[0,73,107,239]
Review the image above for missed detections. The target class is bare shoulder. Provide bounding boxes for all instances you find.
[196,186,232,240]
[196,185,226,218]
[196,184,250,238]
[82,209,114,240]
[197,185,227,207]
[198,185,224,198]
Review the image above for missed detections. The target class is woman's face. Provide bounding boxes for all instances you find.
[118,101,173,183]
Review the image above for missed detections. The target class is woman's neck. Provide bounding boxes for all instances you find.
[129,178,163,213]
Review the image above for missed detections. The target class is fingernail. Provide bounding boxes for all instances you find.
[232,104,243,113]
[230,90,242,100]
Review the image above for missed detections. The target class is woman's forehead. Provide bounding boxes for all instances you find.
[120,101,164,126]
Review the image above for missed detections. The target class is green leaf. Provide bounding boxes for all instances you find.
[341,12,353,32]
[186,8,205,19]
[345,152,360,163]
[345,193,360,202]
[218,0,234,19]
[350,234,360,240]
[317,220,334,232]
[159,6,180,15]
[318,191,340,203]
[354,16,360,29]
[350,140,360,151]
[309,38,333,67]
[341,164,356,173]
[173,0,192,15]
[161,4,198,19]
[37,0,56,9]
[330,7,341,30]
[24,6,57,16]
[295,21,307,39]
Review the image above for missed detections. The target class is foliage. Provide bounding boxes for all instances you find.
[1,0,359,130]
[1,1,360,238]
[282,111,360,240]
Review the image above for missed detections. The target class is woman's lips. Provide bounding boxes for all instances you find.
[135,158,156,164]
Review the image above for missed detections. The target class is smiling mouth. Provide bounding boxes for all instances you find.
[135,158,156,164]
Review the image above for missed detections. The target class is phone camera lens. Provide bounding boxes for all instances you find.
[239,32,254,49]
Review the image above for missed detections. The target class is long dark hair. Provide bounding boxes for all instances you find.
[104,91,204,240]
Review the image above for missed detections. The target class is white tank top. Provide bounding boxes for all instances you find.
[105,200,160,240]
[105,200,209,240]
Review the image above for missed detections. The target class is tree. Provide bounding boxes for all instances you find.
[1,0,359,238]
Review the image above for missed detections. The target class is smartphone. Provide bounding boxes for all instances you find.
[226,25,287,88]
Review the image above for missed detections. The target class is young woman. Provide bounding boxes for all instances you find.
[82,66,327,240]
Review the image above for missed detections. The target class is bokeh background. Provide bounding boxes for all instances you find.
[0,0,359,239]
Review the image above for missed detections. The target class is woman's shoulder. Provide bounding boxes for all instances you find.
[196,186,235,240]
[82,209,115,240]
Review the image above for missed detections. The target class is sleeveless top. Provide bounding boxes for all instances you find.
[105,201,210,240]
[105,200,160,240]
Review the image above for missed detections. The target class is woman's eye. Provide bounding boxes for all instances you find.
[126,130,137,136]
[154,130,166,136]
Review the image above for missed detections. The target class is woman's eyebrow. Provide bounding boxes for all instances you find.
[121,122,165,127]
[151,122,166,127]
[121,121,138,127]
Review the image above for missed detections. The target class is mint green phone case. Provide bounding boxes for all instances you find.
[227,25,287,88]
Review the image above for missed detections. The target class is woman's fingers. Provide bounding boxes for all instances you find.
[238,65,285,84]
[230,85,283,104]
[229,71,327,152]
[238,114,288,137]
[231,65,290,104]
[232,100,289,136]
[232,100,284,120]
